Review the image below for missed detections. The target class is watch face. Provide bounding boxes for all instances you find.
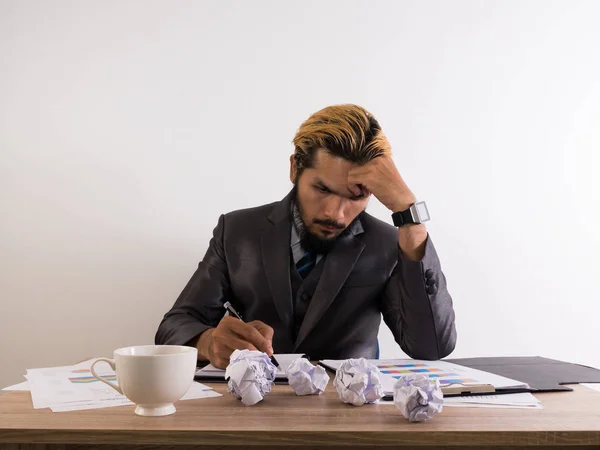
[415,201,430,222]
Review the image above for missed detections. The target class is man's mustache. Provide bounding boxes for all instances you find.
[313,218,345,229]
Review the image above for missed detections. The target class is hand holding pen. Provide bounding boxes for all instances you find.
[224,302,280,367]
[195,301,276,369]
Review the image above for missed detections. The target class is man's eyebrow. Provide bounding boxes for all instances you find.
[315,178,363,198]
[314,178,338,194]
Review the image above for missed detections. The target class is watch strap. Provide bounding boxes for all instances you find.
[391,208,414,227]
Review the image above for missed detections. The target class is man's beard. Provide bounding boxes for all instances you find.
[291,185,360,254]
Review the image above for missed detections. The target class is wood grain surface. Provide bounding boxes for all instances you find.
[1,382,600,448]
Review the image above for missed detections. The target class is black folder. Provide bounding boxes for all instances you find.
[445,356,600,392]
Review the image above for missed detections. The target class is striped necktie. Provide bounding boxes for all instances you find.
[296,251,317,280]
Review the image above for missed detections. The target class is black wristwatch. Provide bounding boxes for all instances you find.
[391,201,431,227]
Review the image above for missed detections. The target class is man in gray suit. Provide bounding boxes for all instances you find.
[156,104,456,368]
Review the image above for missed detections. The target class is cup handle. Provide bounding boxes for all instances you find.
[91,358,123,394]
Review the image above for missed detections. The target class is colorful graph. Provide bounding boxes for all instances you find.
[384,375,475,385]
[378,364,475,385]
[69,375,117,384]
[378,364,427,369]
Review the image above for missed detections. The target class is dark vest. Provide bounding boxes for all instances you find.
[289,254,326,340]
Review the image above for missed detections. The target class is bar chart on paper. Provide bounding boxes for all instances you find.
[377,363,475,386]
[68,374,118,384]
[319,359,530,395]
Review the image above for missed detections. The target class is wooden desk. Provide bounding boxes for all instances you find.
[1,383,600,449]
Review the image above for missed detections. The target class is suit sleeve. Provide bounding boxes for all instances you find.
[380,235,457,360]
[155,214,231,347]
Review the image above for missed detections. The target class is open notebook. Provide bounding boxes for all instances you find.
[195,354,306,383]
[319,359,530,397]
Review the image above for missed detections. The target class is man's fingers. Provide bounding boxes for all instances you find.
[347,170,373,190]
[228,320,271,353]
[217,316,274,355]
[351,184,362,196]
[210,337,257,368]
[248,320,274,340]
[212,356,230,369]
[222,336,258,352]
[347,183,371,199]
[248,320,275,355]
[348,166,371,177]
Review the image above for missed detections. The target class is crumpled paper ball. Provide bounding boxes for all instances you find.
[393,374,443,422]
[225,349,277,406]
[333,358,384,406]
[286,358,330,396]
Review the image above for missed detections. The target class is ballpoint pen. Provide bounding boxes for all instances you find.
[223,301,280,367]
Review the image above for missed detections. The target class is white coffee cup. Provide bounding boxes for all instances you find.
[91,345,198,417]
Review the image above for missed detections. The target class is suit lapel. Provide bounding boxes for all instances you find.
[294,229,365,351]
[261,193,294,333]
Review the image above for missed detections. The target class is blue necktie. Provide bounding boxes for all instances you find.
[296,251,316,279]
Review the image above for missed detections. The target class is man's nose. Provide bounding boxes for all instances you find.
[322,196,346,223]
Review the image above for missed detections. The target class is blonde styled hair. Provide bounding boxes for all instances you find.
[292,104,391,175]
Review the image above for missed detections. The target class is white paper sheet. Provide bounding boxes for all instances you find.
[196,353,304,380]
[24,359,221,412]
[444,392,542,408]
[1,381,30,391]
[2,359,102,393]
[49,382,221,412]
[444,402,543,409]
[321,359,529,395]
[26,366,123,409]
[581,383,600,393]
[378,392,542,409]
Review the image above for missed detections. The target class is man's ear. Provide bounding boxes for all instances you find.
[289,154,297,183]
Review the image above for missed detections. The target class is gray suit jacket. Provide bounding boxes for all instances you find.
[155,191,457,360]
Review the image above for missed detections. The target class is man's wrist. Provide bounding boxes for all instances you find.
[196,328,215,362]
[398,226,428,261]
[387,190,416,212]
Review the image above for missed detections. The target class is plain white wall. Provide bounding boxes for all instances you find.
[1,0,599,388]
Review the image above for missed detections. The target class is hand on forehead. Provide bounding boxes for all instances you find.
[348,183,369,198]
